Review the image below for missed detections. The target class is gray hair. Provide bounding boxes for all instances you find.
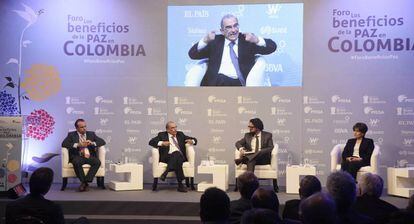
[220,14,238,29]
[326,171,356,213]
[359,173,383,198]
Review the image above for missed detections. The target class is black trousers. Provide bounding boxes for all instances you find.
[71,155,101,183]
[341,159,365,180]
[241,151,269,172]
[165,151,185,182]
[216,74,243,86]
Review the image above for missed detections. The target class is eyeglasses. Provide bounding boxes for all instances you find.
[223,23,239,31]
[248,125,255,128]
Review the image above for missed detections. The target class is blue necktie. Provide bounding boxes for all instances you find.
[229,41,246,86]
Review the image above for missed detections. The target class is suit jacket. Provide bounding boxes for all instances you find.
[188,33,277,86]
[61,131,106,162]
[6,194,65,224]
[229,197,252,224]
[235,131,274,165]
[282,199,301,221]
[149,131,197,163]
[353,194,399,224]
[342,137,374,166]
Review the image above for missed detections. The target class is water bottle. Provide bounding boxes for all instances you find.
[287,153,292,167]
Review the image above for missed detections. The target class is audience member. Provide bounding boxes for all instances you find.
[6,167,65,224]
[200,187,230,224]
[353,173,398,224]
[283,175,321,221]
[299,192,338,224]
[241,208,281,224]
[241,187,282,224]
[229,171,259,224]
[387,194,414,224]
[326,171,374,224]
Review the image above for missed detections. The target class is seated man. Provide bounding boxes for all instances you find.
[299,192,337,224]
[235,118,274,172]
[6,167,65,224]
[62,118,106,192]
[149,121,197,192]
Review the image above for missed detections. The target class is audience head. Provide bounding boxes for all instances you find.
[326,171,356,213]
[29,167,54,196]
[200,187,230,223]
[299,175,322,199]
[237,171,259,199]
[241,208,281,224]
[251,187,279,212]
[358,173,383,198]
[299,192,337,224]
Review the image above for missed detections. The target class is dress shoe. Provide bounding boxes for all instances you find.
[84,184,90,192]
[78,183,86,192]
[160,172,167,181]
[177,183,188,193]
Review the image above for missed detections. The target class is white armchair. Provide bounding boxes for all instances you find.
[330,144,380,181]
[61,146,106,191]
[151,144,195,191]
[234,144,279,192]
[185,56,271,86]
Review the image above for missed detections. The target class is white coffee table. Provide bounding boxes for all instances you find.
[286,165,316,194]
[109,163,143,191]
[197,164,229,192]
[387,167,414,198]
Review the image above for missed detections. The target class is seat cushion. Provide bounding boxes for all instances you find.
[64,163,91,168]
[158,162,192,168]
[358,166,371,172]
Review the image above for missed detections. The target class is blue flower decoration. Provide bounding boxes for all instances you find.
[0,90,18,115]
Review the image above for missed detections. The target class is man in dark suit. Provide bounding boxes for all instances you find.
[149,121,197,192]
[354,173,398,224]
[188,14,277,86]
[6,167,65,224]
[235,118,274,172]
[341,122,374,179]
[62,118,106,192]
[229,171,259,224]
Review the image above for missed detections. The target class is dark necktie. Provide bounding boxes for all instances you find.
[172,136,180,150]
[229,41,246,86]
[255,135,259,152]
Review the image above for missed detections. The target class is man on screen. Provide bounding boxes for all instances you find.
[188,14,277,86]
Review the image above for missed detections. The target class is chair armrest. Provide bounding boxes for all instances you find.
[186,144,195,166]
[370,145,381,174]
[98,146,106,169]
[234,149,241,159]
[271,144,278,171]
[62,147,69,167]
[151,148,160,171]
[330,144,343,172]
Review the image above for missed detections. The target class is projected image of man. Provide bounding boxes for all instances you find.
[188,14,277,86]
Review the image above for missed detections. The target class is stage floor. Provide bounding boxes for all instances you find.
[43,183,409,208]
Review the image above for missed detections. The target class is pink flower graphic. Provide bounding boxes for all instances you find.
[25,109,55,141]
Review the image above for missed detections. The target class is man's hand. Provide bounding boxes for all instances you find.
[161,141,171,147]
[203,31,216,43]
[244,32,259,44]
[185,139,194,145]
[239,148,245,157]
[79,141,89,148]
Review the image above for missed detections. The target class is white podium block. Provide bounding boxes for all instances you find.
[387,167,414,198]
[197,164,228,192]
[109,163,143,191]
[286,165,316,194]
